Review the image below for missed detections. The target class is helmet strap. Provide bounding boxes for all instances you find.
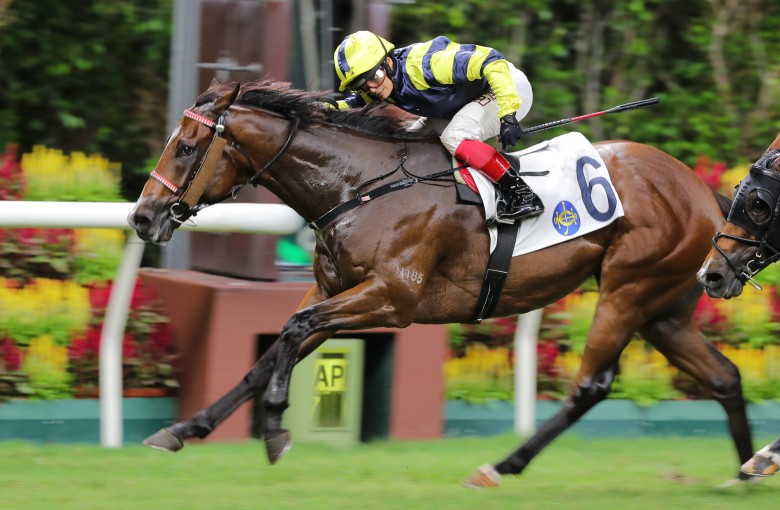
[373,33,395,78]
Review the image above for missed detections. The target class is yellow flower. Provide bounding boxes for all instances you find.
[21,145,122,201]
[0,279,90,345]
[26,335,69,373]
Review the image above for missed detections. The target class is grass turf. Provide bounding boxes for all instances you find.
[0,434,776,509]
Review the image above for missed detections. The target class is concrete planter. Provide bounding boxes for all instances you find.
[445,399,780,437]
[0,397,176,444]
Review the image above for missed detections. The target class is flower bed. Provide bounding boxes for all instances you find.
[446,287,780,406]
[0,144,179,400]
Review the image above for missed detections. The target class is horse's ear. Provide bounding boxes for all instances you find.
[212,83,241,116]
[228,82,240,104]
[209,77,220,89]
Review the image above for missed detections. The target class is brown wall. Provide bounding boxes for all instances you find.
[140,269,448,442]
[191,0,295,280]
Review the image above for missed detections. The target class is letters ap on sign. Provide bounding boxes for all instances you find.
[315,358,348,393]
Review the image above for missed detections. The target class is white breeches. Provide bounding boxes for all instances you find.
[408,64,533,156]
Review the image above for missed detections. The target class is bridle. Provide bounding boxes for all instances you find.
[712,148,780,290]
[150,107,300,224]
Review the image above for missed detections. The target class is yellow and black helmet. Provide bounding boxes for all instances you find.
[334,31,395,92]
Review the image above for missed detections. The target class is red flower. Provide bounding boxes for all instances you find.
[0,144,23,201]
[693,155,726,190]
[150,322,173,352]
[68,335,90,361]
[491,317,516,339]
[694,295,726,326]
[45,228,74,247]
[89,283,112,310]
[131,279,161,310]
[85,326,102,354]
[122,333,137,359]
[17,227,38,244]
[537,341,560,377]
[1,337,22,372]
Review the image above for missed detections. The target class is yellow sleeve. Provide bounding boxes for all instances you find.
[483,60,522,119]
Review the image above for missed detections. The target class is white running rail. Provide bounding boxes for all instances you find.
[0,201,303,447]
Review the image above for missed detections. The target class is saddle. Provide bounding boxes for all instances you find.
[456,132,626,321]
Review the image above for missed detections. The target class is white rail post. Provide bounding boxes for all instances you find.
[514,308,543,436]
[99,234,145,447]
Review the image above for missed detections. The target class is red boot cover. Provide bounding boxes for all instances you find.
[453,140,510,182]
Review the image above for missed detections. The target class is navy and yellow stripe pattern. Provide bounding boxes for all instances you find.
[336,36,521,119]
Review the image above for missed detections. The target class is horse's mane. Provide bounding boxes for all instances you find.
[196,80,438,141]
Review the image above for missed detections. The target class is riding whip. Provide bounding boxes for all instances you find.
[522,97,660,134]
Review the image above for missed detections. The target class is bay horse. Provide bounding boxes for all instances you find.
[698,131,780,478]
[128,80,754,487]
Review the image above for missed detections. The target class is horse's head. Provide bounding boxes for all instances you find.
[698,136,780,298]
[128,81,243,244]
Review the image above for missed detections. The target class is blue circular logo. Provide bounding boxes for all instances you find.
[552,201,580,236]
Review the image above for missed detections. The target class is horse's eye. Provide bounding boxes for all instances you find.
[746,191,773,226]
[177,144,195,158]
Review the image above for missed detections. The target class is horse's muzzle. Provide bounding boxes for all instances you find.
[127,203,175,244]
[697,267,743,299]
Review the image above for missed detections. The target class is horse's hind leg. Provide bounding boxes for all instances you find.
[465,361,621,488]
[742,438,780,476]
[640,304,754,480]
[464,301,634,487]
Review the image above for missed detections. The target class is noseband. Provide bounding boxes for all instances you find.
[713,148,780,289]
[150,107,300,223]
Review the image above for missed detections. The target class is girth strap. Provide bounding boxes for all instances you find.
[469,220,521,323]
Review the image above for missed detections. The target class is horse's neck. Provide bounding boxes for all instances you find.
[260,127,417,223]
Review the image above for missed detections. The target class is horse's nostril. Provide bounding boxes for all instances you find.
[130,212,152,234]
[703,271,723,285]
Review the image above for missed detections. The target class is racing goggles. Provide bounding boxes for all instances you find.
[348,63,386,92]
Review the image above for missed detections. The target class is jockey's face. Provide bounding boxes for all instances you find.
[366,57,394,99]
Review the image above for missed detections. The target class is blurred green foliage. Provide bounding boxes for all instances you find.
[1,0,779,205]
[0,1,172,199]
[392,0,780,167]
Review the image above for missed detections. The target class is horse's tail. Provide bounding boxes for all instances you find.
[712,190,732,218]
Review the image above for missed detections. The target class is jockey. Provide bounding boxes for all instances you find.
[332,30,543,223]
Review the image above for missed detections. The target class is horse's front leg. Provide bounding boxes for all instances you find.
[264,277,412,464]
[742,438,780,477]
[144,286,332,452]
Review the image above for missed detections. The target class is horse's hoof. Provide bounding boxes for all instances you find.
[265,429,292,465]
[718,474,765,488]
[143,428,184,452]
[462,464,501,489]
[741,454,780,477]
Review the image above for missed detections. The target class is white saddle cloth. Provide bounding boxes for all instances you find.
[466,131,625,256]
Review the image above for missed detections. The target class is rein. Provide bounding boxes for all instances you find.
[150,108,300,223]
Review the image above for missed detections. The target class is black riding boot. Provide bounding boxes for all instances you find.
[495,170,544,223]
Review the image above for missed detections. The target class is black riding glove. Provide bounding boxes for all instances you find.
[499,113,524,151]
